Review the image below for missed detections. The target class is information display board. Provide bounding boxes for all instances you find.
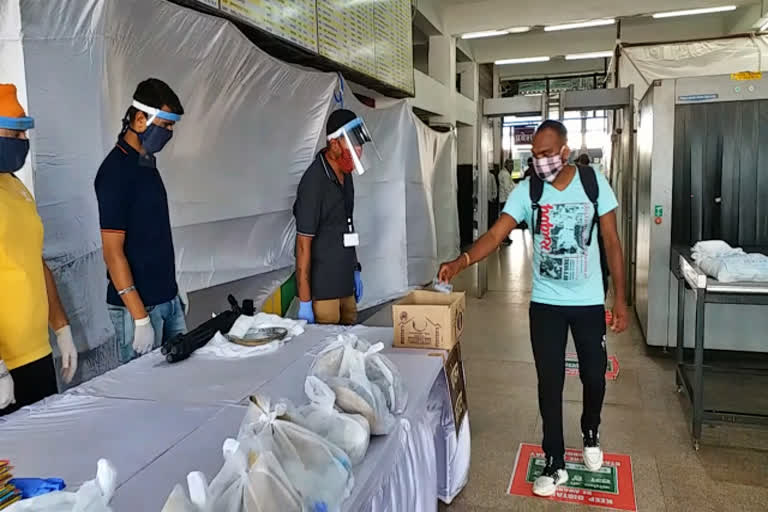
[220,0,318,52]
[373,0,413,94]
[317,0,376,78]
[209,0,414,95]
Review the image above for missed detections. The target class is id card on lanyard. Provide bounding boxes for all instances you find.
[343,181,359,247]
[322,155,359,247]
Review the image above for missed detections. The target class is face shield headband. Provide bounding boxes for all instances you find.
[327,117,381,175]
[131,100,182,125]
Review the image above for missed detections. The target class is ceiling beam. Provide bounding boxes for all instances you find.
[469,14,731,63]
[444,0,756,35]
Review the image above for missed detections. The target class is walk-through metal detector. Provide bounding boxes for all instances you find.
[479,95,548,297]
[482,88,635,302]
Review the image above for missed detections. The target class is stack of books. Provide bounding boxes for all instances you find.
[0,461,21,509]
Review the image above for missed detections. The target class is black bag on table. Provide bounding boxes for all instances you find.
[161,295,253,363]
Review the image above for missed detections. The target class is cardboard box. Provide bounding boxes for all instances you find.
[392,291,465,350]
[430,342,468,434]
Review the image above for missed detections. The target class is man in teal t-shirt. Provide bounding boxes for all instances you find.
[438,120,628,499]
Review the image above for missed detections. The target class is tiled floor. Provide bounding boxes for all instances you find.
[424,230,768,511]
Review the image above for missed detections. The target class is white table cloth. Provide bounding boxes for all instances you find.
[0,394,224,489]
[2,325,470,511]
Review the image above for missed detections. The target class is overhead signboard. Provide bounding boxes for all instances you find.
[208,0,413,96]
[514,126,536,145]
[317,0,376,78]
[373,0,413,94]
[220,0,318,53]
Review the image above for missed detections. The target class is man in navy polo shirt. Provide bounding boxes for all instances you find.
[293,109,377,325]
[95,78,186,364]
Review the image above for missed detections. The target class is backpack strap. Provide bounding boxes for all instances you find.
[577,165,600,246]
[529,172,545,234]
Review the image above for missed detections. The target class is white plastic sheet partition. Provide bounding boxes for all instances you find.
[619,36,768,100]
[430,127,460,268]
[0,0,34,190]
[10,0,459,376]
[409,115,458,286]
[342,94,412,309]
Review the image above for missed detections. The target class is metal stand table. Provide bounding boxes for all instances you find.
[673,253,768,450]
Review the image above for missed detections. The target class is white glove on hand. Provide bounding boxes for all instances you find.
[178,289,190,316]
[55,325,78,384]
[0,361,15,410]
[133,316,155,355]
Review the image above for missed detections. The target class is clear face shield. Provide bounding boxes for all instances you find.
[327,117,381,175]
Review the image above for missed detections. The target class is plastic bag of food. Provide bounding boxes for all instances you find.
[286,376,370,465]
[8,459,116,512]
[162,439,305,512]
[238,396,353,511]
[309,336,396,435]
[161,472,209,512]
[311,334,407,425]
[364,346,408,415]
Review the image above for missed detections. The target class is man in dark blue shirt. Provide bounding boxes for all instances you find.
[95,78,186,364]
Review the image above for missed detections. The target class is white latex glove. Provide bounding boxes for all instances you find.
[55,325,78,384]
[0,361,15,410]
[133,316,155,355]
[178,289,190,316]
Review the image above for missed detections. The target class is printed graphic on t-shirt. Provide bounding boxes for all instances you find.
[537,202,592,281]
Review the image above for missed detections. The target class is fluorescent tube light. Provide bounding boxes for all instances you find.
[462,30,510,39]
[495,56,551,65]
[461,27,531,39]
[545,19,615,32]
[565,51,614,60]
[652,6,737,18]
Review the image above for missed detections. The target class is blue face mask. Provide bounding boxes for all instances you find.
[140,124,173,155]
[0,137,30,173]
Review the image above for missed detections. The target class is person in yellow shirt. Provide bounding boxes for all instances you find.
[0,84,78,416]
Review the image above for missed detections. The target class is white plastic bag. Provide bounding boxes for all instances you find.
[310,337,396,435]
[161,472,209,512]
[162,439,305,512]
[287,376,370,465]
[698,253,768,282]
[310,334,406,431]
[691,240,743,261]
[238,396,354,511]
[364,347,408,415]
[8,459,117,512]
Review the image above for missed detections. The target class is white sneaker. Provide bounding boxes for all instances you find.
[583,430,604,472]
[533,459,568,497]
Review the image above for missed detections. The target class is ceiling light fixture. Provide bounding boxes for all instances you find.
[461,26,531,39]
[495,56,551,65]
[652,5,737,19]
[544,19,615,32]
[565,51,615,60]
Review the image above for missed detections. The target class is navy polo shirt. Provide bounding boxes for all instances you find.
[94,138,178,307]
[293,152,357,301]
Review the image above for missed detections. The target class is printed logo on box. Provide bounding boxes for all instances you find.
[398,314,442,346]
